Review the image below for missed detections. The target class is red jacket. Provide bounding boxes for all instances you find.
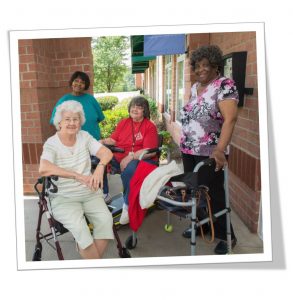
[128,160,157,231]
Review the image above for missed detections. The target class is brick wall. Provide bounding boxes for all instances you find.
[135,73,143,89]
[19,38,93,195]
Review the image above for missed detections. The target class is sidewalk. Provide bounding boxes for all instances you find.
[94,91,140,101]
[24,171,263,261]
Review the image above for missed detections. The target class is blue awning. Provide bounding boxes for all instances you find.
[144,34,185,56]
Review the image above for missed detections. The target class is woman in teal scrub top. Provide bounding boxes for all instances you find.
[50,71,110,201]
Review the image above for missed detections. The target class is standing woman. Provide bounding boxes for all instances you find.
[50,71,110,202]
[180,45,239,254]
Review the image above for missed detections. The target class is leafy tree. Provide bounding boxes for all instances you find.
[92,36,130,92]
[114,68,136,92]
[122,68,136,91]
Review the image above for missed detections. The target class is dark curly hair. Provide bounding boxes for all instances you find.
[128,96,150,119]
[190,45,223,73]
[69,71,90,90]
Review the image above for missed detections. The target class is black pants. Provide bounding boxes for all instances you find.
[181,153,236,241]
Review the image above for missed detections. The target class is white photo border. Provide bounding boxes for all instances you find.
[9,22,271,270]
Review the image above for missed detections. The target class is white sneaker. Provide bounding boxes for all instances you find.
[119,204,129,225]
[103,193,112,205]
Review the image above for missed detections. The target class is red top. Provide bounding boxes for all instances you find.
[110,117,158,163]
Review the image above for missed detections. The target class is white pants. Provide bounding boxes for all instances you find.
[51,192,114,249]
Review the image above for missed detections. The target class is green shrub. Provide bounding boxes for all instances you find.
[97,96,119,111]
[114,97,131,110]
[100,108,129,138]
[143,95,159,122]
[159,130,172,146]
[158,130,176,161]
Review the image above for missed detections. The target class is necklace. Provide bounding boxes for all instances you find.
[131,119,144,153]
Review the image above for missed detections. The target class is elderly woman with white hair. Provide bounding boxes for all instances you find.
[39,100,114,259]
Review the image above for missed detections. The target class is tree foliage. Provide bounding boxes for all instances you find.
[92,36,129,93]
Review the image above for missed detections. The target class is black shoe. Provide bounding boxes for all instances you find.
[182,227,201,238]
[182,225,211,238]
[182,227,192,238]
[214,238,237,255]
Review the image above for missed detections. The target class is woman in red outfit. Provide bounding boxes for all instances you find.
[102,96,158,224]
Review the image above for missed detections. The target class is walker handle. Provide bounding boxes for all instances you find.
[203,158,216,167]
[138,147,163,160]
[193,158,216,173]
[46,176,58,193]
[104,144,125,153]
[144,147,162,154]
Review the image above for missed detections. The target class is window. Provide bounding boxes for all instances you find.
[150,61,156,99]
[176,54,185,121]
[164,55,172,114]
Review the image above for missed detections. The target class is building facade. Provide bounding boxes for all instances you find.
[136,32,261,233]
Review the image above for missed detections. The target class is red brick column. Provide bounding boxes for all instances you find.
[19,38,93,195]
[210,32,260,232]
[135,73,143,90]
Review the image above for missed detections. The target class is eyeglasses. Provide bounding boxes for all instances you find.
[63,117,80,124]
[130,105,144,111]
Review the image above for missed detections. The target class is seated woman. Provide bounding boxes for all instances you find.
[101,96,158,225]
[39,100,114,259]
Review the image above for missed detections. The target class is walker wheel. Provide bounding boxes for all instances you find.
[120,247,131,258]
[32,243,42,261]
[164,224,173,232]
[125,235,137,249]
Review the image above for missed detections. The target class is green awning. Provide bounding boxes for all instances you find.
[130,35,155,74]
[132,68,148,74]
[131,35,144,56]
[131,62,149,74]
[132,55,155,63]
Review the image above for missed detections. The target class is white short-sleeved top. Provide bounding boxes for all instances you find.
[40,130,102,198]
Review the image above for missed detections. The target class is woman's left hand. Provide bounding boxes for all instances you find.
[120,154,133,172]
[211,149,227,171]
[90,165,104,191]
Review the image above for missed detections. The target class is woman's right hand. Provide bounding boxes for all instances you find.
[211,149,227,171]
[75,173,92,187]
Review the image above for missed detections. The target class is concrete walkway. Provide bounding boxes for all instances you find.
[24,170,263,261]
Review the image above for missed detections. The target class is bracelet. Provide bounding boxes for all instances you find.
[97,163,106,167]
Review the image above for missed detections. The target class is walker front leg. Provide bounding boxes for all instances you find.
[224,167,232,254]
[191,197,197,256]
